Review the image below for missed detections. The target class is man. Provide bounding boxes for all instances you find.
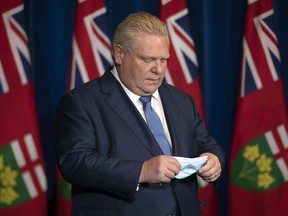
[55,11,224,216]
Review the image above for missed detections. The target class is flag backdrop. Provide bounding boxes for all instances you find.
[229,0,288,215]
[159,0,219,215]
[1,1,287,215]
[55,0,112,215]
[0,1,47,216]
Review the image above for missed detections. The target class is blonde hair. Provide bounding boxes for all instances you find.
[112,11,169,54]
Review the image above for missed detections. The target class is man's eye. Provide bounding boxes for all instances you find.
[141,58,153,63]
[139,57,168,64]
[160,58,167,63]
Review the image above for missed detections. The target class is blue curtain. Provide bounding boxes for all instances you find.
[25,0,288,215]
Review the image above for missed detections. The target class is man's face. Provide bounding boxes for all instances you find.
[114,34,170,96]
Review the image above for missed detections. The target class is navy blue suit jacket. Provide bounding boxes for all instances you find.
[55,68,225,216]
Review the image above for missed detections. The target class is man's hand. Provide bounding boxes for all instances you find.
[198,153,222,182]
[139,155,181,183]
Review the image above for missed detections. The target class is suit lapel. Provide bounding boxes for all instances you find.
[100,71,163,156]
[159,86,183,156]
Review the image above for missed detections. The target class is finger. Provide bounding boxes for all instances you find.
[201,170,221,182]
[199,158,221,175]
[198,158,214,173]
[167,157,181,169]
[164,170,176,180]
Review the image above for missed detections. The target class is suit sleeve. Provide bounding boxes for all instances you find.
[188,96,225,170]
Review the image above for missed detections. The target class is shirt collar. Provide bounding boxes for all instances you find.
[111,66,160,103]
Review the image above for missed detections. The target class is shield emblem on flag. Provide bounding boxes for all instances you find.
[231,124,288,191]
[0,134,46,207]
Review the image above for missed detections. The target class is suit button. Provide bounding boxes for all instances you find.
[167,213,175,216]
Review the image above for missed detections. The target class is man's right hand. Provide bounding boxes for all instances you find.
[139,155,181,183]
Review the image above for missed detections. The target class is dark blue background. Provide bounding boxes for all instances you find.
[25,0,288,215]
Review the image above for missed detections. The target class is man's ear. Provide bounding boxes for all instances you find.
[113,44,123,65]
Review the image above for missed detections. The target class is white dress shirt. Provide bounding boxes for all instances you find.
[111,67,172,147]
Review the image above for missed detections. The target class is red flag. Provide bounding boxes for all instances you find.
[0,1,47,216]
[229,0,288,215]
[55,0,112,215]
[159,1,218,215]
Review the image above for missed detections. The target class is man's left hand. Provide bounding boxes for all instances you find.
[198,152,221,182]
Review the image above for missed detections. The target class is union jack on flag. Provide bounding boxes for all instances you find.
[165,8,198,84]
[159,0,204,117]
[68,0,112,90]
[0,3,30,94]
[241,0,281,97]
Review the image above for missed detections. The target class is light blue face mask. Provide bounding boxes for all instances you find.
[173,156,208,179]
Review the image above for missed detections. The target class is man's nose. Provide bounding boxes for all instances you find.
[151,59,164,74]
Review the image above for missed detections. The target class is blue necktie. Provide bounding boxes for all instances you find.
[139,96,172,155]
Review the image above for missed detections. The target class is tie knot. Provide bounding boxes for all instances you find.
[139,96,152,104]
